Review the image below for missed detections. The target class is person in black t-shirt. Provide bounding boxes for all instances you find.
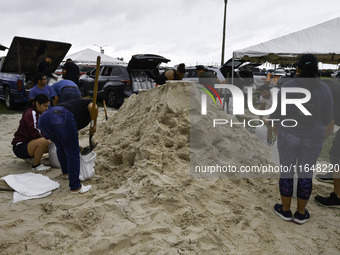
[62,58,80,85]
[36,56,56,82]
[38,99,98,194]
[155,63,186,85]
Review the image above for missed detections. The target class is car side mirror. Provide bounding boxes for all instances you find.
[86,71,91,76]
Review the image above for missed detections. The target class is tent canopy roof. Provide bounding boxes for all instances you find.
[233,17,340,64]
[64,48,126,65]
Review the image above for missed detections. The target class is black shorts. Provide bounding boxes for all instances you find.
[13,143,32,159]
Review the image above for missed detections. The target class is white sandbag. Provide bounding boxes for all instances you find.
[255,125,268,145]
[49,143,61,168]
[79,151,96,181]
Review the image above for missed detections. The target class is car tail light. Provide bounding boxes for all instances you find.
[121,80,131,84]
[17,80,23,90]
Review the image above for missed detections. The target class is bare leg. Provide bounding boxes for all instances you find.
[297,198,309,214]
[27,138,49,166]
[281,195,292,211]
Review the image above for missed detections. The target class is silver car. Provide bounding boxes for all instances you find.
[182,66,226,83]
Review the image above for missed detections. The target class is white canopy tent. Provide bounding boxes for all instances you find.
[64,48,126,65]
[233,17,340,65]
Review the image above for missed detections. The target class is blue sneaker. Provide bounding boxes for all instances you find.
[293,209,310,224]
[273,204,293,221]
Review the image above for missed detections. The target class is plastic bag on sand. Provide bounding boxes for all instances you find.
[49,143,61,168]
[270,140,280,166]
[255,125,268,145]
[79,151,96,181]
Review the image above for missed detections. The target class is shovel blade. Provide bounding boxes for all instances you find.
[81,133,98,155]
[81,142,98,155]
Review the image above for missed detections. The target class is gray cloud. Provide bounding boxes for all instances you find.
[0,0,339,66]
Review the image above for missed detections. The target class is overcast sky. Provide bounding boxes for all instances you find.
[1,0,339,67]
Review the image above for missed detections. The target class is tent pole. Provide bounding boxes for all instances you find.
[232,53,234,84]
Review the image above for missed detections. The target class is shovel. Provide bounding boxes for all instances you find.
[81,56,101,155]
[103,100,108,121]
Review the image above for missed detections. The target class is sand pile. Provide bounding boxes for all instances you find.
[1,82,340,254]
[94,81,271,184]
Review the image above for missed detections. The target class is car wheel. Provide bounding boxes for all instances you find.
[105,89,119,108]
[78,83,87,97]
[4,87,15,110]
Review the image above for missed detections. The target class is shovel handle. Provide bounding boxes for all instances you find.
[90,56,101,131]
[103,100,108,121]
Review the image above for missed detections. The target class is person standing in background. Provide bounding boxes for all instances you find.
[314,79,340,208]
[62,58,80,85]
[155,63,186,85]
[36,56,56,82]
[271,54,333,224]
[196,65,221,87]
[258,84,274,145]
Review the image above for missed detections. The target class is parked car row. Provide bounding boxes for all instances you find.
[78,54,170,107]
[7,35,335,110]
[182,66,226,83]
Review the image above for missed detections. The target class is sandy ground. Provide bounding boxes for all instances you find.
[0,82,339,254]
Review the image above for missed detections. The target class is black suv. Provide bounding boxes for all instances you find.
[79,54,170,107]
[220,58,256,94]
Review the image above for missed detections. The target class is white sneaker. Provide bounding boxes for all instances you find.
[69,184,92,194]
[32,164,51,172]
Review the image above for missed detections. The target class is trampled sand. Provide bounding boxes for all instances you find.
[0,82,339,254]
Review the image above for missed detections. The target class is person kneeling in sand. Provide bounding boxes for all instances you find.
[38,98,98,194]
[12,94,52,171]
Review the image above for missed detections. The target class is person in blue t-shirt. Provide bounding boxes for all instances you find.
[271,54,333,224]
[50,79,81,106]
[28,72,51,106]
